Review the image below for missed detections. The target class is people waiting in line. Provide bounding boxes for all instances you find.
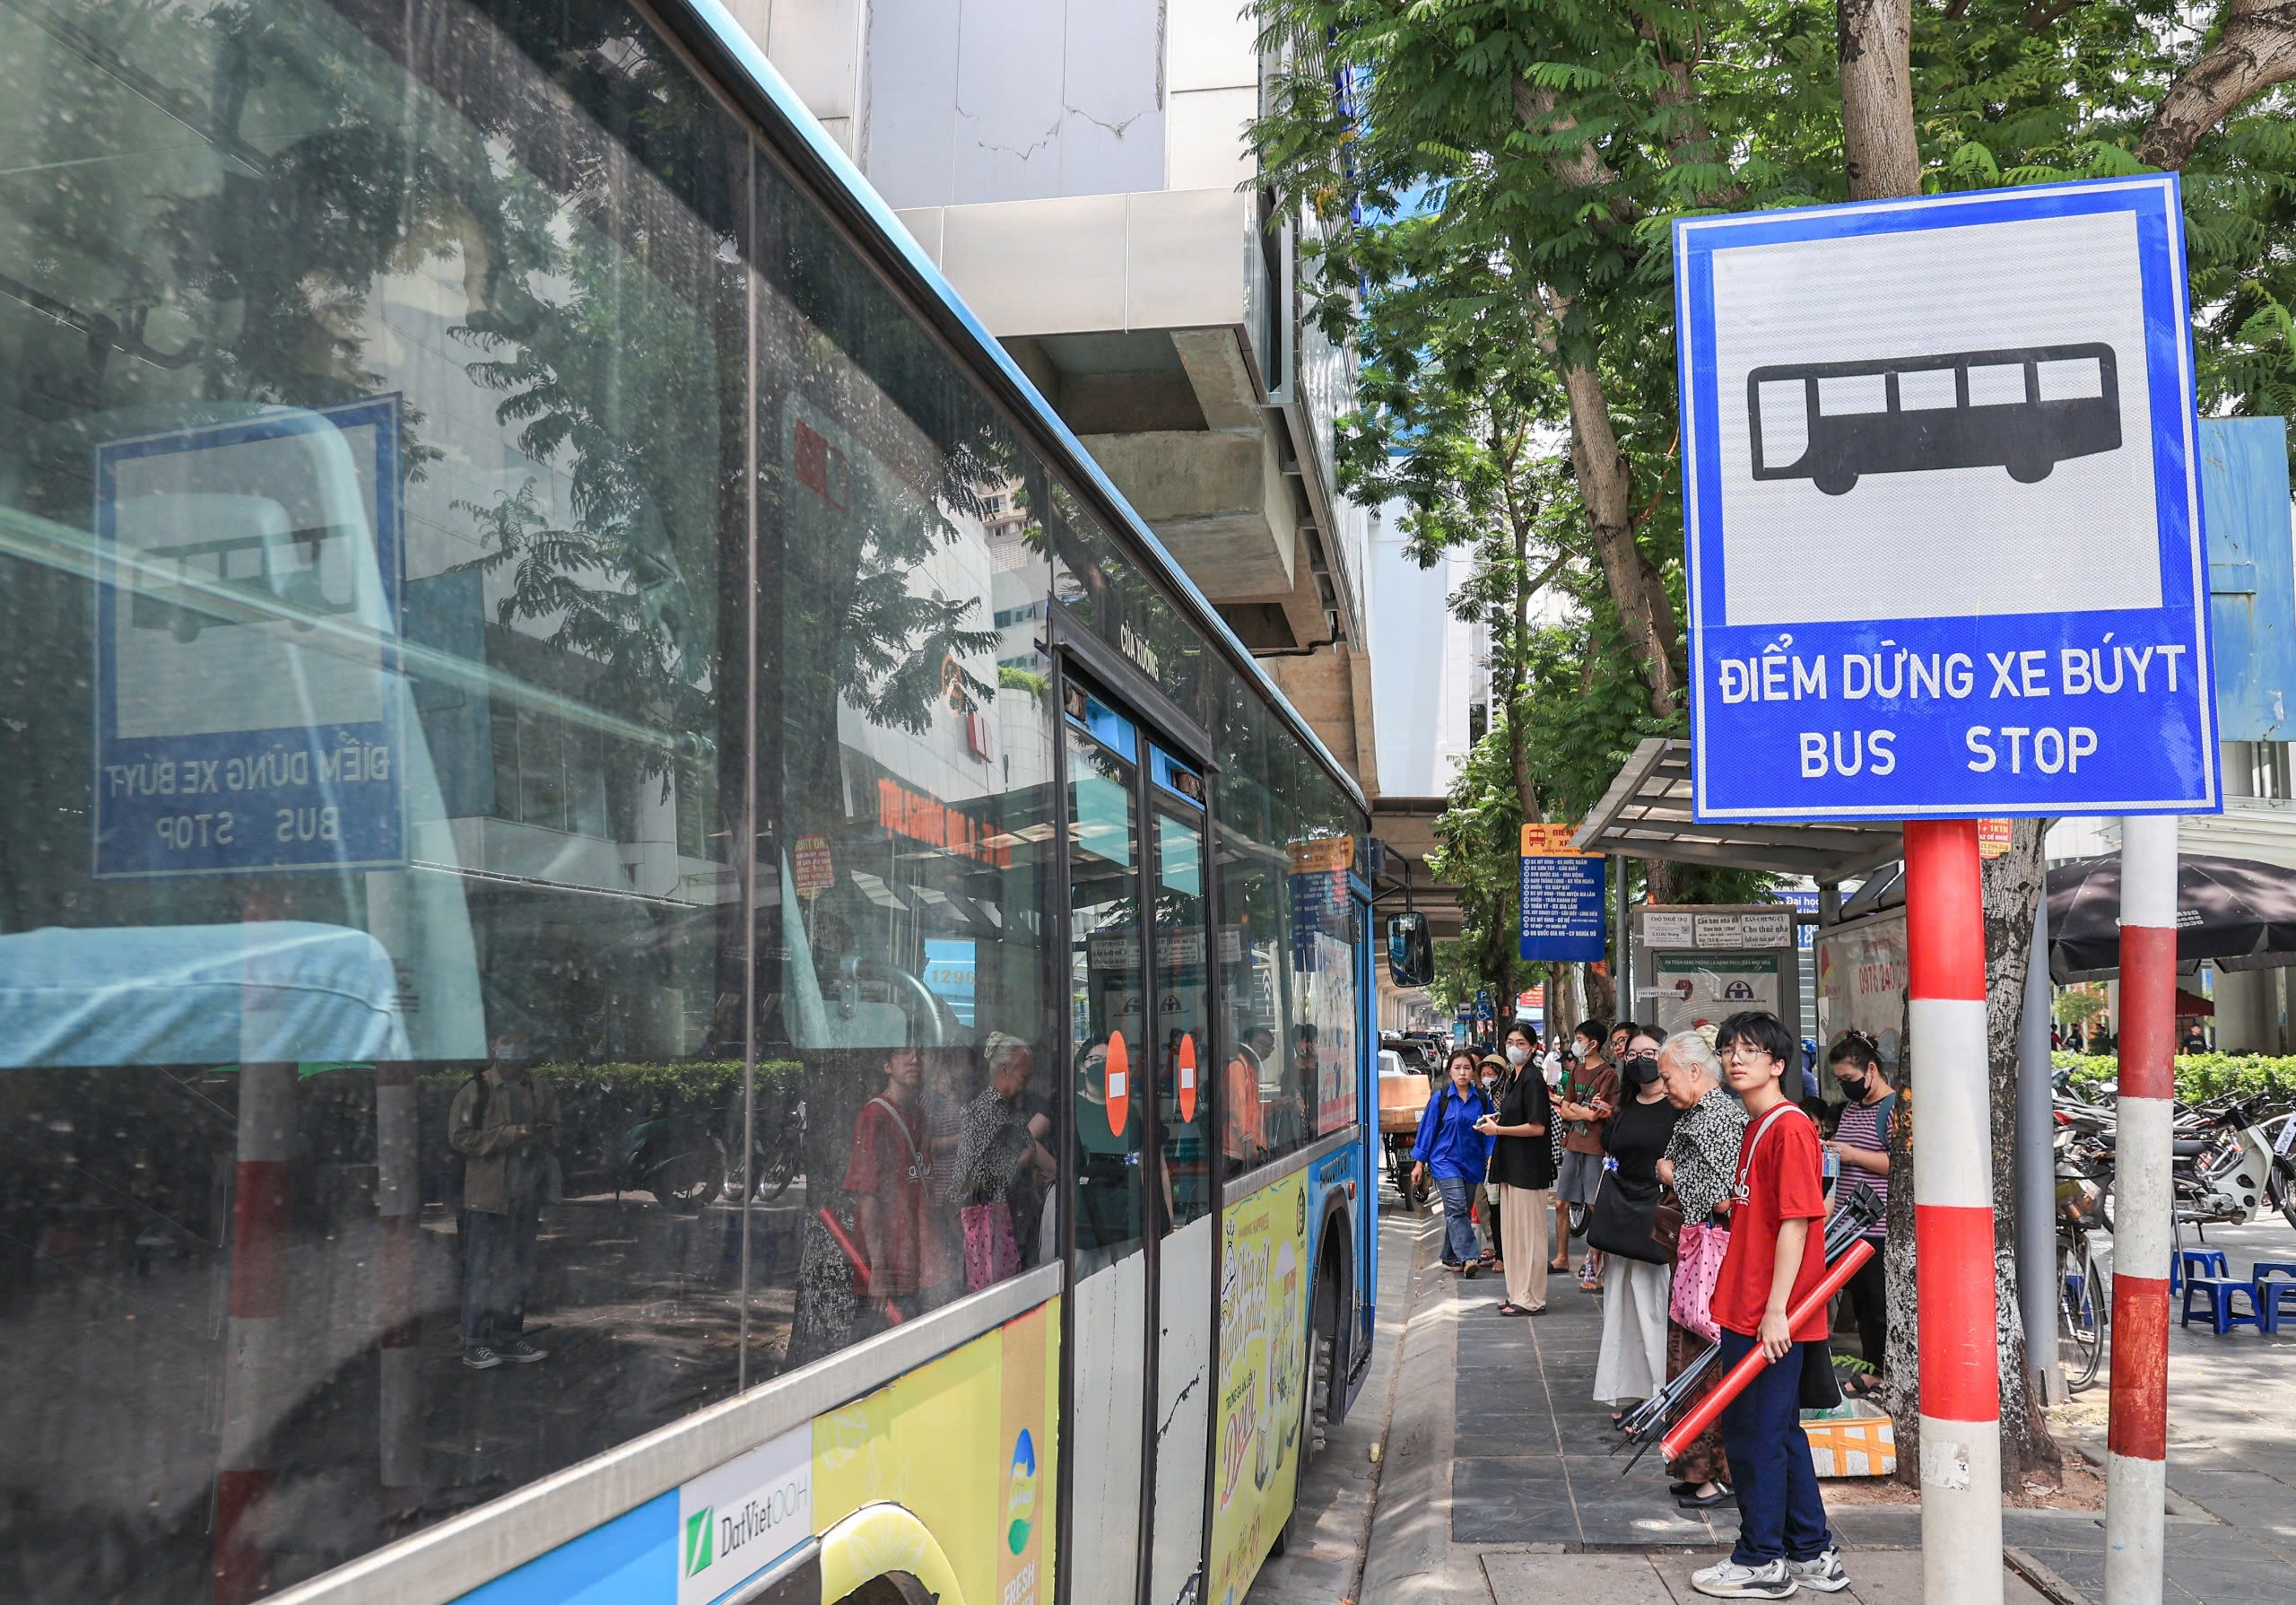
[1412,1047,1496,1278]
[1593,1025,1681,1423]
[1822,1033,1897,1392]
[1655,1029,1748,1511]
[1692,1010,1848,1601]
[1478,1025,1555,1315]
[1553,1018,1618,1287]
[450,1032,561,1370]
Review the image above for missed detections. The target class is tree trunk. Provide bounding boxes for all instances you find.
[1837,0,1920,199]
[1884,820,2062,1487]
[1559,362,1682,720]
[1586,960,1618,1023]
[1979,819,2061,1483]
[2135,0,2296,171]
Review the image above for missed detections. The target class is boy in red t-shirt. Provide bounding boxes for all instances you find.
[842,1042,937,1321]
[1691,1011,1849,1601]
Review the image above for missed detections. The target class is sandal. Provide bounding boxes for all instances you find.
[1496,1303,1529,1317]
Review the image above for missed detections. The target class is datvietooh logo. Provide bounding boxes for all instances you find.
[683,1508,715,1578]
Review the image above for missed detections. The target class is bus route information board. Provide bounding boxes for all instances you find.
[1674,175,2218,821]
[1519,824,1606,963]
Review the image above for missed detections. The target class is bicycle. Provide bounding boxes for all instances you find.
[2057,1212,2107,1391]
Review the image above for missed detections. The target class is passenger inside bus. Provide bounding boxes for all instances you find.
[840,1042,951,1327]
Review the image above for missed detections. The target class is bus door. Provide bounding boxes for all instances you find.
[1144,744,1215,1605]
[1058,674,1213,1604]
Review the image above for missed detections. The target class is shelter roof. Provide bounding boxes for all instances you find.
[1570,737,1905,882]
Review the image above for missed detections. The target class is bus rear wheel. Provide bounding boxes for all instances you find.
[2006,450,2054,484]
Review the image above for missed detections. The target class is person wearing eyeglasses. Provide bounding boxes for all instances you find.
[1689,1012,1848,1601]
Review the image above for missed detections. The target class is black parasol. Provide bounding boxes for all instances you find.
[2047,850,2296,983]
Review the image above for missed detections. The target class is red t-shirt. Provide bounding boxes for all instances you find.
[1711,1103,1831,1341]
[841,1096,934,1296]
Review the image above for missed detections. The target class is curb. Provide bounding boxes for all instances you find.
[2005,1545,2095,1605]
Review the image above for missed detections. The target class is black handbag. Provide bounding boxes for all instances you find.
[1585,1172,1673,1264]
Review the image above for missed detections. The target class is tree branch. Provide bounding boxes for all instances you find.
[2135,0,2296,170]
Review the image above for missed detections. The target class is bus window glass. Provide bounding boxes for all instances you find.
[755,142,1061,1365]
[1898,367,1959,411]
[1066,727,1148,1267]
[1816,373,1889,415]
[1969,362,2029,406]
[1154,804,1215,1227]
[2038,356,2106,401]
[0,0,756,1593]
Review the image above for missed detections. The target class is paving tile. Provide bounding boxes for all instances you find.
[1484,1551,1675,1604]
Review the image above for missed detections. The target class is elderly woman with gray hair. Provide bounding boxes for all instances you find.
[1652,1028,1748,1508]
[950,1033,1057,1287]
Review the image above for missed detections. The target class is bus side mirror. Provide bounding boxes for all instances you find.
[1387,912,1433,987]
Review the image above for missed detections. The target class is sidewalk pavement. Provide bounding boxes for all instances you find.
[1252,1199,2296,1605]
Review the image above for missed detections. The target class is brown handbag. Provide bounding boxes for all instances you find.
[1652,1185,1685,1255]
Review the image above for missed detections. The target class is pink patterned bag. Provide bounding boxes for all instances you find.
[1670,1221,1728,1343]
[961,1200,1020,1291]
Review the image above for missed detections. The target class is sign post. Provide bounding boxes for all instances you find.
[1675,174,2217,1605]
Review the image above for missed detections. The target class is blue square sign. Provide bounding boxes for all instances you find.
[1674,176,2219,820]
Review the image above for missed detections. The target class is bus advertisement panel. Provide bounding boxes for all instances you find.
[456,1304,1058,1605]
[1208,1171,1310,1605]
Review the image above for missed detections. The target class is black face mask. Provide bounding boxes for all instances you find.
[1837,1069,1868,1098]
[1623,1052,1660,1086]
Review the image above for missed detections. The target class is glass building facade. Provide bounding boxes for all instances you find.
[0,2,1367,1601]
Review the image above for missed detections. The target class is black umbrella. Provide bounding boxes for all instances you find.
[2047,850,2296,982]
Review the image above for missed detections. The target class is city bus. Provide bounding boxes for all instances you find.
[0,4,1376,1605]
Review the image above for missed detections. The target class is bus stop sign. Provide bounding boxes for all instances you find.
[1674,175,2219,821]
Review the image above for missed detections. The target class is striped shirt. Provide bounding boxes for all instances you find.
[1833,1097,1892,1234]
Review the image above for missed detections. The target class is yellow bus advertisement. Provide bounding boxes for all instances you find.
[1207,1172,1309,1605]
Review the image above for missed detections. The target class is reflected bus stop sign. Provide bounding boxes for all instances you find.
[1674,175,2220,820]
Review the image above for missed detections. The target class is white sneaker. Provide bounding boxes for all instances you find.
[1787,1550,1850,1593]
[1691,1558,1797,1599]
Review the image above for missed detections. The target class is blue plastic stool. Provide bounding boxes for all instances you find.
[2255,1262,2296,1335]
[2258,1279,2296,1335]
[2181,1248,2231,1282]
[2183,1275,2266,1335]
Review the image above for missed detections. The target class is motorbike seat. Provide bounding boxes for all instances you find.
[2172,1138,2212,1159]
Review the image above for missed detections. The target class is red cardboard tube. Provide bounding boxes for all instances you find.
[1659,1237,1876,1462]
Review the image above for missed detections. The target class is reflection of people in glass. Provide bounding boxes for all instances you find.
[1224,1024,1272,1166]
[842,1042,943,1317]
[449,1033,560,1369]
[948,1034,1057,1285]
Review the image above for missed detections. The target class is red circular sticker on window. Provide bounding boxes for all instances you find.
[1105,1032,1130,1138]
[1177,1033,1197,1124]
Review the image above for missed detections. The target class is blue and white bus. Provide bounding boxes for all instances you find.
[0,3,1377,1604]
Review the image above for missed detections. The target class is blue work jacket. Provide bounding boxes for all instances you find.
[1411,1082,1495,1181]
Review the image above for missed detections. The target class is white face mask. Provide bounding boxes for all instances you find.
[1505,1043,1530,1066]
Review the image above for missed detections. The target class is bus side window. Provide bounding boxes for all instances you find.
[2037,356,2105,401]
[1816,373,1887,415]
[1898,368,1957,410]
[1969,362,2026,406]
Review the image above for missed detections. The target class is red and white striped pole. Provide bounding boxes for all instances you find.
[1904,818,2003,1604]
[377,1060,421,1524]
[2107,815,2177,1604]
[216,1057,293,1605]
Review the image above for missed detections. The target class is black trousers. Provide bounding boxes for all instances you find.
[1839,1240,1889,1371]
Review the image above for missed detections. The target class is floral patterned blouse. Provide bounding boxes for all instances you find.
[1665,1086,1749,1223]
